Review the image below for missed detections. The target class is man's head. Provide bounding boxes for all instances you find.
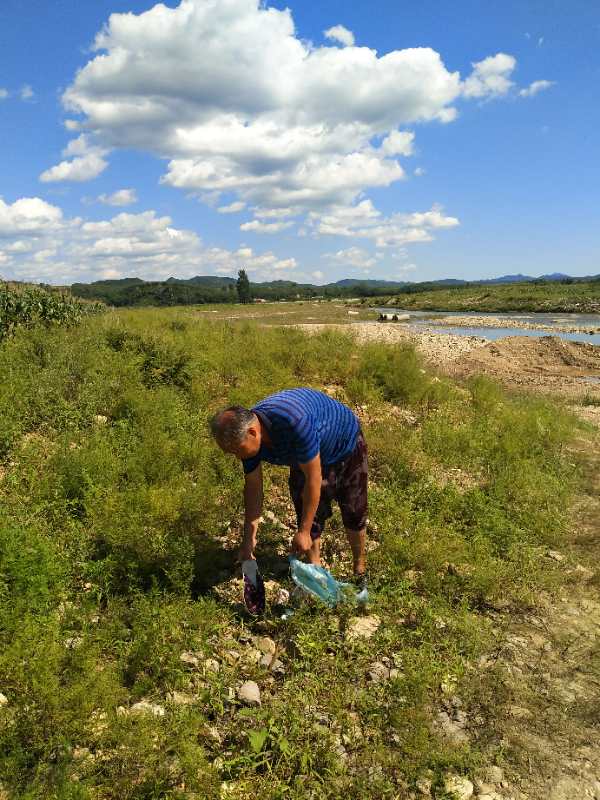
[209,406,262,459]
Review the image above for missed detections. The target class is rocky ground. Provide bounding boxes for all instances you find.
[443,427,600,800]
[297,320,600,799]
[426,315,600,336]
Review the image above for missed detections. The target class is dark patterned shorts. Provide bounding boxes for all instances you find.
[288,430,368,540]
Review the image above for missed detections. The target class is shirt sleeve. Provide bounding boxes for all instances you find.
[291,413,319,464]
[242,454,261,475]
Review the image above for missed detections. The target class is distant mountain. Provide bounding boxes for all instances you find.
[165,276,236,287]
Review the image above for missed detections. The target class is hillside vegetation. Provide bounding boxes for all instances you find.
[0,307,581,799]
[374,280,600,313]
[0,283,104,341]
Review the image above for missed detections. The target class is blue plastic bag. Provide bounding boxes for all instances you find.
[288,556,367,608]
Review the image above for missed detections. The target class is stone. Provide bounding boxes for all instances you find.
[256,636,277,655]
[549,777,585,800]
[435,711,469,745]
[203,725,223,744]
[64,636,83,650]
[546,550,565,562]
[346,615,381,641]
[130,700,166,717]
[484,766,505,784]
[237,681,261,706]
[0,693,7,707]
[367,662,390,683]
[179,651,199,668]
[93,414,108,425]
[508,705,532,719]
[204,658,220,673]
[444,774,474,799]
[168,691,195,705]
[416,775,432,796]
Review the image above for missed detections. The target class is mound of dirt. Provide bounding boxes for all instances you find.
[449,336,600,399]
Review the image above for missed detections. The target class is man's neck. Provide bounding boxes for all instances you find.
[259,419,272,448]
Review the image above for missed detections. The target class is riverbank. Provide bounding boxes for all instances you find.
[368,280,600,314]
[425,314,600,335]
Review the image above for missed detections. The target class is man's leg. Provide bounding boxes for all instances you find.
[288,466,331,566]
[345,527,366,576]
[337,431,369,579]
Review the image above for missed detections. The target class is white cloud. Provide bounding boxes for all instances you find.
[59,0,468,217]
[380,130,414,156]
[20,84,34,101]
[98,188,138,206]
[519,80,555,98]
[414,167,425,176]
[217,201,246,213]
[40,153,108,183]
[240,219,294,234]
[325,246,377,269]
[311,270,326,282]
[0,197,63,236]
[538,37,544,47]
[462,53,516,99]
[0,89,8,100]
[324,25,355,47]
[40,134,109,183]
[0,197,300,284]
[310,201,458,248]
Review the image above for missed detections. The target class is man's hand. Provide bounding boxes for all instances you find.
[292,529,313,555]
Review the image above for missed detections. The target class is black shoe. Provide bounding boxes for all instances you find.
[352,572,368,593]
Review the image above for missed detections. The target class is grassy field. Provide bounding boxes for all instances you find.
[0,305,582,798]
[370,280,600,313]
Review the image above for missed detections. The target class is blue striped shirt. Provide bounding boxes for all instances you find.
[242,388,359,475]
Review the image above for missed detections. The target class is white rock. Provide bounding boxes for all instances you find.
[256,636,276,655]
[237,681,261,706]
[546,550,564,562]
[367,662,390,683]
[444,774,474,799]
[179,651,199,668]
[204,658,220,673]
[130,701,166,717]
[167,691,195,706]
[0,693,7,707]
[347,615,381,641]
[93,414,108,425]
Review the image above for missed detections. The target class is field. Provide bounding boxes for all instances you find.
[0,300,596,799]
[370,280,600,313]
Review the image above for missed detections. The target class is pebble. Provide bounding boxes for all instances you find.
[237,681,261,706]
[546,550,565,562]
[167,691,195,705]
[444,774,474,799]
[256,636,276,655]
[93,414,108,425]
[204,658,220,673]
[367,662,390,683]
[0,693,7,707]
[179,651,199,668]
[484,766,505,784]
[130,700,166,717]
[347,615,381,641]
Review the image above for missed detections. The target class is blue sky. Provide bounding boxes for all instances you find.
[0,0,598,285]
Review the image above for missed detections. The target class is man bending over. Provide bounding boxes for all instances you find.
[210,388,368,586]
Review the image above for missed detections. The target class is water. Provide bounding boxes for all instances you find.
[374,308,600,346]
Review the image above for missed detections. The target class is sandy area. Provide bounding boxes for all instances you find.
[426,314,600,335]
[297,321,488,368]
[299,322,600,407]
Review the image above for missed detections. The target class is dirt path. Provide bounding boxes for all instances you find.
[466,426,600,800]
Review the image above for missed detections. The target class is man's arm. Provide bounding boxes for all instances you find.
[292,453,322,555]
[240,463,263,561]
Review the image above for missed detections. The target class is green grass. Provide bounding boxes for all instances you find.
[0,307,580,798]
[368,280,600,313]
[0,282,104,342]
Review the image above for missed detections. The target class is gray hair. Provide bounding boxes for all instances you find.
[209,406,257,448]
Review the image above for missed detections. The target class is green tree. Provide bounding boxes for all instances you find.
[236,269,252,304]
